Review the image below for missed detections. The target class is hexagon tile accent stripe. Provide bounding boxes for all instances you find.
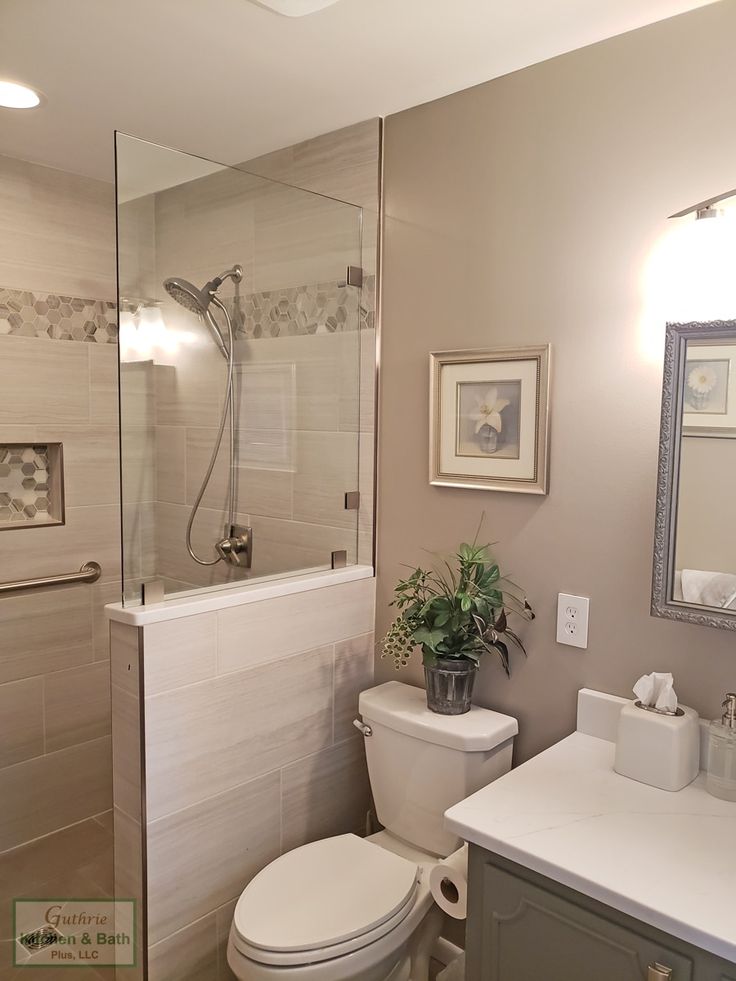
[0,445,52,525]
[226,275,376,339]
[0,287,117,343]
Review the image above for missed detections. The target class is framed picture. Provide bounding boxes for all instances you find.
[682,343,736,438]
[429,345,551,494]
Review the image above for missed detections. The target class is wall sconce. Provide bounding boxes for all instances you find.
[661,187,736,324]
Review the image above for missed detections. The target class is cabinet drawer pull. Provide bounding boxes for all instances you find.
[648,965,673,981]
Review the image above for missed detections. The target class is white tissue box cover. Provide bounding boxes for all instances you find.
[614,702,700,792]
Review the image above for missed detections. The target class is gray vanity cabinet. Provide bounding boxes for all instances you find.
[466,847,736,981]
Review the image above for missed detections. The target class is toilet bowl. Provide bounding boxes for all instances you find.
[228,832,443,981]
[228,681,518,981]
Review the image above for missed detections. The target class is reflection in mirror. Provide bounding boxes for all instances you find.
[652,321,736,630]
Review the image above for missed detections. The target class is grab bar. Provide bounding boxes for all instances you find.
[0,561,102,595]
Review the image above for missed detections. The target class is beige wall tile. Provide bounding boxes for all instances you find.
[241,513,357,579]
[0,736,112,851]
[0,585,93,684]
[149,914,218,981]
[0,335,89,425]
[110,622,141,695]
[44,661,112,752]
[0,678,43,767]
[292,430,359,530]
[0,506,121,585]
[147,772,280,943]
[243,119,381,214]
[144,614,217,696]
[145,646,333,819]
[155,427,186,505]
[281,738,371,853]
[0,152,115,297]
[94,581,122,660]
[112,685,141,821]
[38,425,119,507]
[121,428,156,506]
[185,429,293,520]
[184,428,231,511]
[89,345,119,425]
[217,577,375,676]
[334,633,375,743]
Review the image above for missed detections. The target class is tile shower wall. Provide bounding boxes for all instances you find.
[0,152,117,977]
[110,576,376,980]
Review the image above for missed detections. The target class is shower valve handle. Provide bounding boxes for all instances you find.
[216,524,253,568]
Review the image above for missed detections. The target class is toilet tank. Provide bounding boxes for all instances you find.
[358,681,518,857]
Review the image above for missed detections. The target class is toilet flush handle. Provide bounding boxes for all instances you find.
[353,719,372,737]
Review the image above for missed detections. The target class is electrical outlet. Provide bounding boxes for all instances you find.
[556,593,589,649]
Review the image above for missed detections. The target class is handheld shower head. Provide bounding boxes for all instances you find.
[163,277,210,316]
[163,264,243,359]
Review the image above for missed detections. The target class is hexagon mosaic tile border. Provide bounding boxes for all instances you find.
[0,287,117,343]
[0,444,59,526]
[227,275,376,339]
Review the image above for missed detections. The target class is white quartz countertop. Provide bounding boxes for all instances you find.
[445,725,736,963]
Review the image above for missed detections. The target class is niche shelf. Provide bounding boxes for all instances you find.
[0,443,65,530]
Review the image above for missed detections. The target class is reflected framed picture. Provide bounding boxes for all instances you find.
[429,345,551,494]
[683,343,736,438]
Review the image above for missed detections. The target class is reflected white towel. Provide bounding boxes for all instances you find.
[681,569,736,609]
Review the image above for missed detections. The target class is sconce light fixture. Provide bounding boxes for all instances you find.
[669,188,736,220]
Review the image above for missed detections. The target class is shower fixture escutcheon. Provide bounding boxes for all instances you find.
[216,524,253,568]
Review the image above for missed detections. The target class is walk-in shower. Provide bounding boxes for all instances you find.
[163,265,253,569]
[116,133,371,605]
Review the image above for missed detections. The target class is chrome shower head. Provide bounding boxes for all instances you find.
[163,265,243,359]
[163,277,210,316]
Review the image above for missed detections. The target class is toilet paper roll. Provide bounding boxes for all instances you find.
[429,845,468,920]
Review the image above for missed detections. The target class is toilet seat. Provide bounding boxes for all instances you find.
[232,834,420,967]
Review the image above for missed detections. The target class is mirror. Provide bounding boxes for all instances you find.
[652,320,736,630]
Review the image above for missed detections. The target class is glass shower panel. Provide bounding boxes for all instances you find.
[116,134,364,604]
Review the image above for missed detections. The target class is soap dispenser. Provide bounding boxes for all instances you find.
[707,693,736,802]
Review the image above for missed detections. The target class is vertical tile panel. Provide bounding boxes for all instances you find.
[146,773,281,943]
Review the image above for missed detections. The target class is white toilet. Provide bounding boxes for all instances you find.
[227,681,517,981]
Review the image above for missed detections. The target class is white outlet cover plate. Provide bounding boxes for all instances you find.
[556,593,590,649]
[246,0,344,16]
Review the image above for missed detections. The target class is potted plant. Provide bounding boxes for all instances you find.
[381,536,534,715]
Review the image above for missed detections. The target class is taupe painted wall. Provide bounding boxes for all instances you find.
[377,1,736,764]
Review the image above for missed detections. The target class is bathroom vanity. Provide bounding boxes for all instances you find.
[445,690,736,981]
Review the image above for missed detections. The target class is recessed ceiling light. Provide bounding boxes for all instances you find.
[0,79,43,110]
[245,0,344,16]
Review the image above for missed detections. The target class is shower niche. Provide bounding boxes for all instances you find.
[0,442,64,528]
[115,133,372,604]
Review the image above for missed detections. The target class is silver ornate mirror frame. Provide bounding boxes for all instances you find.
[651,319,736,631]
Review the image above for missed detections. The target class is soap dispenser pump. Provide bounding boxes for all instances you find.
[706,693,736,802]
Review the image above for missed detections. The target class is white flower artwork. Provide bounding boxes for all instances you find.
[684,358,729,414]
[429,345,551,494]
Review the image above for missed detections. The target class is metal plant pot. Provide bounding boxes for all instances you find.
[424,657,478,715]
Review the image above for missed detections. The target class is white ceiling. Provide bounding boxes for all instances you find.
[0,0,720,183]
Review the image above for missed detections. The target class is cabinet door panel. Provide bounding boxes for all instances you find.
[476,863,693,981]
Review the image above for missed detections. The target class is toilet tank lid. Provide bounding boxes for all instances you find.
[359,681,518,752]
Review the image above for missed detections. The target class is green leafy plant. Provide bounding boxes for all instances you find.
[381,535,534,675]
